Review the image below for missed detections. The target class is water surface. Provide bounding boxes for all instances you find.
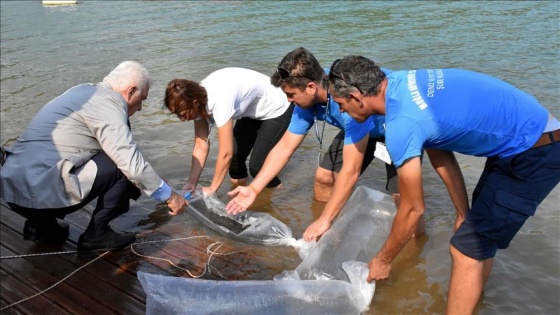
[1,1,558,314]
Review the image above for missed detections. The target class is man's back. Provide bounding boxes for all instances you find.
[384,69,548,166]
[1,82,129,208]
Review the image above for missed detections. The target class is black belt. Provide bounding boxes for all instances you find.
[532,129,560,148]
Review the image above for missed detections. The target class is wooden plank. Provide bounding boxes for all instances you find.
[1,199,286,314]
[0,226,146,314]
[0,203,184,293]
[1,269,69,315]
[0,203,148,299]
[1,245,116,315]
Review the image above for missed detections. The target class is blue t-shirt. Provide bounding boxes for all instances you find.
[384,69,548,167]
[288,68,389,145]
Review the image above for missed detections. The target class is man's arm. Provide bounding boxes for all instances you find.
[426,148,470,231]
[226,130,305,214]
[87,95,163,192]
[86,94,186,214]
[367,156,424,282]
[303,135,368,241]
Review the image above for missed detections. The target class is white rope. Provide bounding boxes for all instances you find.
[130,236,246,279]
[1,250,77,259]
[0,235,245,311]
[0,251,109,311]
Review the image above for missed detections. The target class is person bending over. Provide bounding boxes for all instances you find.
[1,61,187,257]
[226,48,422,241]
[163,67,294,196]
[327,55,560,314]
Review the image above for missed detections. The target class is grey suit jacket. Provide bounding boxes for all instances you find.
[0,82,162,209]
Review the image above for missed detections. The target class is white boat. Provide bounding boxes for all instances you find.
[42,0,78,5]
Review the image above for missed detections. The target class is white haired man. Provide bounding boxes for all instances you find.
[1,61,186,257]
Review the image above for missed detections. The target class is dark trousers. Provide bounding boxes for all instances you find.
[319,130,399,194]
[229,103,295,188]
[8,152,141,238]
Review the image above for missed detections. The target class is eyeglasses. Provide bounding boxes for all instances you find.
[328,59,364,94]
[327,59,343,82]
[276,66,291,79]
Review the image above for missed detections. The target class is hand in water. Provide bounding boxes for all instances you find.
[167,191,187,215]
[181,183,196,198]
[201,186,215,196]
[226,186,257,215]
[303,217,330,242]
[367,255,391,283]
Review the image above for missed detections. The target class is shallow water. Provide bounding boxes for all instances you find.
[1,1,559,314]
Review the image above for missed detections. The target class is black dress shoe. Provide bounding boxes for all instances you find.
[23,219,69,243]
[77,228,136,258]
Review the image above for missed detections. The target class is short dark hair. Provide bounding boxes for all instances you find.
[329,55,386,98]
[271,47,328,90]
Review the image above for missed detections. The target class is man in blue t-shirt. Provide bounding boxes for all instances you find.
[328,55,560,314]
[226,48,414,241]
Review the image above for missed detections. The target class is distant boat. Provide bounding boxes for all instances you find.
[42,0,78,5]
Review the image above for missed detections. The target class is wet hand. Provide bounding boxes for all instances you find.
[182,182,196,192]
[167,191,187,215]
[367,256,391,283]
[201,186,215,196]
[303,218,330,242]
[226,186,257,215]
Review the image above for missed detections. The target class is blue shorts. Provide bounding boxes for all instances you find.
[450,141,560,260]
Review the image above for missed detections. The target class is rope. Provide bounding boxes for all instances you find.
[130,236,246,279]
[1,250,77,259]
[0,251,109,311]
[0,235,245,311]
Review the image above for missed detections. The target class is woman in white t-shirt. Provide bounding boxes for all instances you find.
[164,67,294,196]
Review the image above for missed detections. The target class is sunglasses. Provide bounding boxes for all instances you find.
[328,59,364,94]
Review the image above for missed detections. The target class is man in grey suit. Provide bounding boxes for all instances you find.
[0,61,186,257]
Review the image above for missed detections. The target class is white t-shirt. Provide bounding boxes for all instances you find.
[199,67,291,127]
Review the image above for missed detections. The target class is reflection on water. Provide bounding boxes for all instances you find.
[1,1,559,314]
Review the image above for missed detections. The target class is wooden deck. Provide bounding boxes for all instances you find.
[0,199,288,314]
[0,200,146,314]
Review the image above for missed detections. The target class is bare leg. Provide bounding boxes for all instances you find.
[392,192,401,208]
[313,167,336,202]
[230,177,248,186]
[447,244,486,315]
[483,258,494,287]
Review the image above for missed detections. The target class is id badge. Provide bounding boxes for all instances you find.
[374,142,392,164]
